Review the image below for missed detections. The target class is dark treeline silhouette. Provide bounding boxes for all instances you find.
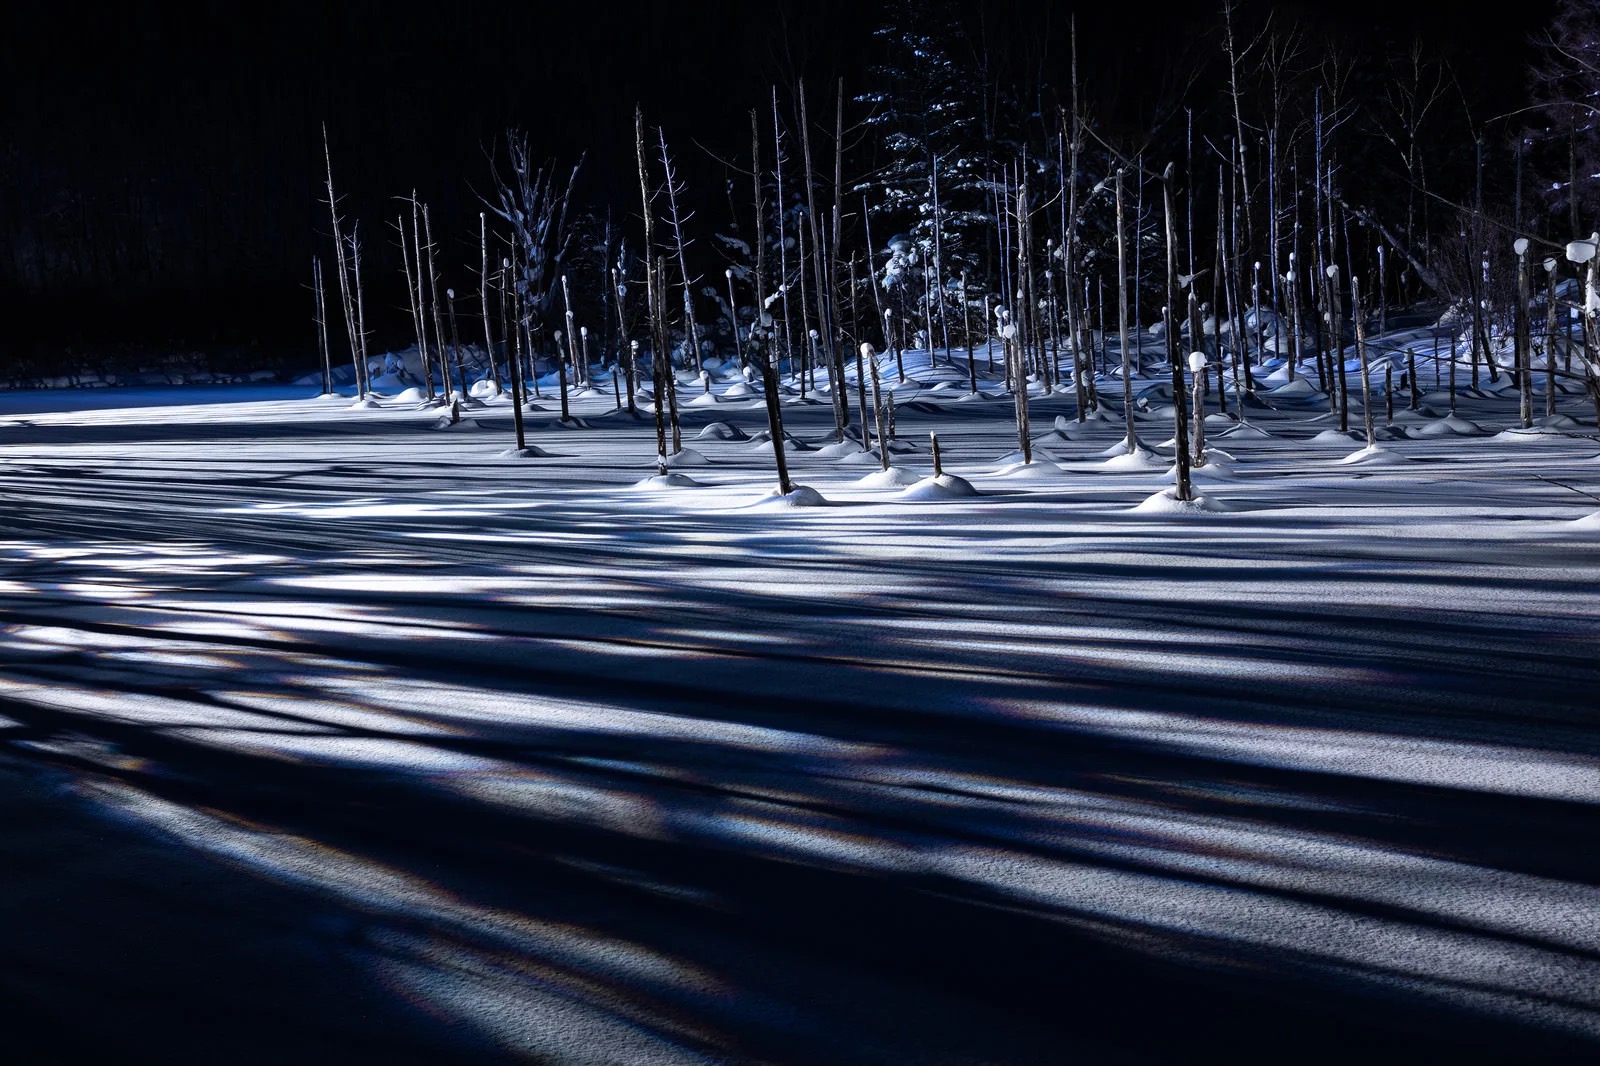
[0,0,1566,377]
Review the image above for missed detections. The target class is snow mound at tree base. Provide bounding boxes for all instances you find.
[1312,428,1363,444]
[1098,437,1156,458]
[1165,458,1237,481]
[854,466,923,488]
[995,461,1067,478]
[350,397,382,410]
[1100,449,1168,472]
[814,440,867,458]
[744,435,813,454]
[1496,425,1571,441]
[1265,377,1323,398]
[1339,444,1410,466]
[898,474,979,500]
[685,392,722,407]
[1571,511,1600,529]
[395,387,427,403]
[749,485,829,509]
[1408,414,1486,438]
[1536,413,1583,429]
[662,448,709,467]
[630,473,703,489]
[497,445,553,459]
[1209,419,1273,435]
[1132,489,1232,513]
[696,421,749,441]
[840,448,889,465]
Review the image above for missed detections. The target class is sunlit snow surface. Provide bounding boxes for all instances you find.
[0,347,1598,1063]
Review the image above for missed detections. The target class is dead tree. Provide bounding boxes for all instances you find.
[657,128,705,375]
[479,213,500,393]
[1162,166,1195,503]
[1115,169,1138,450]
[312,256,332,396]
[1351,274,1376,449]
[321,126,364,399]
[397,212,428,397]
[751,109,793,494]
[488,130,583,404]
[636,109,670,472]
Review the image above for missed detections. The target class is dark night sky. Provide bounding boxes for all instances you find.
[0,0,1556,360]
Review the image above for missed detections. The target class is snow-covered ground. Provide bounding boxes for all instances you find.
[1,342,1598,1064]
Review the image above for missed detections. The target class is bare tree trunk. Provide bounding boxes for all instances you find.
[852,257,873,449]
[313,256,332,396]
[424,205,448,400]
[445,287,468,403]
[349,226,369,398]
[558,276,576,422]
[798,81,846,439]
[398,216,426,396]
[1352,274,1375,448]
[751,109,792,494]
[321,126,362,399]
[616,264,636,414]
[658,129,704,377]
[865,343,889,472]
[499,264,527,450]
[480,213,500,393]
[1163,169,1194,502]
[1516,244,1532,429]
[960,271,980,395]
[411,198,436,403]
[1546,261,1560,419]
[1115,169,1137,450]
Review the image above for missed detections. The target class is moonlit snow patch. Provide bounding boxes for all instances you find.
[899,473,979,500]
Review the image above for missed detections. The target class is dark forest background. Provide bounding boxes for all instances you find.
[0,0,1570,377]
